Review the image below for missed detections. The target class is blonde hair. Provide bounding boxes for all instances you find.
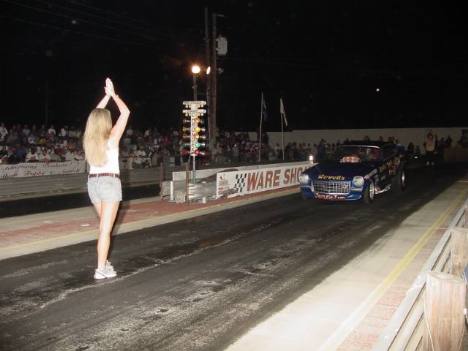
[83,108,112,166]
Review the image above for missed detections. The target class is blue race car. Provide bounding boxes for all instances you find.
[299,142,406,203]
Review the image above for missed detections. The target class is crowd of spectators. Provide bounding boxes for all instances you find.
[0,122,277,168]
[0,122,180,168]
[0,123,85,165]
[0,122,466,167]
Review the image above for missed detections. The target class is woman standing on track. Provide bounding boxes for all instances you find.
[83,78,130,279]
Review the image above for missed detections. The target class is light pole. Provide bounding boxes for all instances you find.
[190,65,201,183]
[191,64,201,100]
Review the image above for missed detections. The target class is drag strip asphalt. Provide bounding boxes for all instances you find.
[0,184,159,219]
[0,165,465,351]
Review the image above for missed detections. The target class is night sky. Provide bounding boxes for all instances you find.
[1,1,467,132]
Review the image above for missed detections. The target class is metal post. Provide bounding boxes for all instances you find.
[281,104,285,161]
[159,161,164,194]
[185,161,190,203]
[192,75,198,101]
[192,156,196,182]
[192,75,198,183]
[258,93,263,162]
[204,8,213,160]
[211,13,218,152]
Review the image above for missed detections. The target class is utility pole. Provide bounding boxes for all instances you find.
[211,12,218,156]
[204,8,213,160]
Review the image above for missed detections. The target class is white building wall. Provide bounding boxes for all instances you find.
[246,127,466,151]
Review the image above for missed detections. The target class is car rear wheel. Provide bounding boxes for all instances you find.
[363,181,375,204]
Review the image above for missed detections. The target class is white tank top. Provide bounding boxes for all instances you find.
[89,139,120,174]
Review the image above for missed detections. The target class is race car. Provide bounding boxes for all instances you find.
[299,141,406,203]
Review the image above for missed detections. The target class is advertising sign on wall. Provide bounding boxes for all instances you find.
[0,161,86,178]
[216,162,313,198]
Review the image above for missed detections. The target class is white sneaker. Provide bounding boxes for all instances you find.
[106,260,116,273]
[94,265,117,280]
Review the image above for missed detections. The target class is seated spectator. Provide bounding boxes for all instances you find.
[73,150,85,161]
[59,126,68,138]
[126,125,134,137]
[134,147,149,168]
[47,124,56,136]
[7,146,20,164]
[27,133,37,145]
[49,148,62,162]
[6,129,19,145]
[63,147,75,161]
[0,123,8,143]
[25,147,39,162]
[14,143,27,162]
[22,124,31,137]
[0,145,7,163]
[37,136,47,146]
[37,147,51,163]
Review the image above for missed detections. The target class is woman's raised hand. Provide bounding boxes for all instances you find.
[105,78,115,97]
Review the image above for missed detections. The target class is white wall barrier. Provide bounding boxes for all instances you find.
[245,127,466,153]
[216,162,312,198]
[172,161,311,182]
[0,161,86,178]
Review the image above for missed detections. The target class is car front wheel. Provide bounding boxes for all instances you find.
[363,181,375,204]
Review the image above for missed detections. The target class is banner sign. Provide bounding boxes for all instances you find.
[173,161,312,182]
[216,162,313,198]
[0,161,86,178]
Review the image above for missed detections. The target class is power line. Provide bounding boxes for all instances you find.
[1,14,159,49]
[65,0,209,41]
[1,0,167,42]
[35,0,170,38]
[66,0,155,30]
[1,0,157,42]
[32,0,171,41]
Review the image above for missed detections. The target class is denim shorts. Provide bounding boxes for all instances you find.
[87,176,122,204]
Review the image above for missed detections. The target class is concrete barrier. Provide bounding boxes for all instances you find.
[171,161,311,181]
[0,167,169,201]
[165,161,313,203]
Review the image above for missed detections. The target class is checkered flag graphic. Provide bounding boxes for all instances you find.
[234,173,248,193]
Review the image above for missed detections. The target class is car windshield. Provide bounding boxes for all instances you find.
[331,145,382,163]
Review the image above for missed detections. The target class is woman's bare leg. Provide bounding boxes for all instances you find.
[93,202,102,218]
[97,201,119,269]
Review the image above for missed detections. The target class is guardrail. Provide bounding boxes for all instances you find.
[0,161,308,202]
[373,198,468,351]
